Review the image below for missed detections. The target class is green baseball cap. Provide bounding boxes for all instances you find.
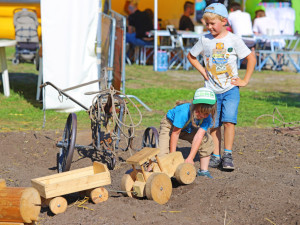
[193,87,216,105]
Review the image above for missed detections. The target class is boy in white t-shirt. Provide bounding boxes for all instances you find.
[187,3,256,170]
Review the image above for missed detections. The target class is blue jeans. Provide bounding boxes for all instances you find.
[126,33,153,47]
[214,86,240,127]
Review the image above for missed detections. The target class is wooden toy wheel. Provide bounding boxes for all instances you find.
[145,173,172,204]
[175,163,196,185]
[120,170,136,197]
[57,113,77,173]
[89,187,109,204]
[49,197,68,215]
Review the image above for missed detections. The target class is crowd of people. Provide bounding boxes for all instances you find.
[124,0,286,60]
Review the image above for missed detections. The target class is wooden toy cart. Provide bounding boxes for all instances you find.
[31,162,111,214]
[121,147,196,204]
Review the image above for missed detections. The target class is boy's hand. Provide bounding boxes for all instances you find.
[185,157,195,165]
[231,77,248,87]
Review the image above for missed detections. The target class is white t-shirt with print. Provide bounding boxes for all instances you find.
[190,32,251,94]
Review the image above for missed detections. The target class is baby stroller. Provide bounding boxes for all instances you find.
[12,8,39,65]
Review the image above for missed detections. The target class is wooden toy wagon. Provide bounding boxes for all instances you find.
[31,162,111,215]
[121,147,196,204]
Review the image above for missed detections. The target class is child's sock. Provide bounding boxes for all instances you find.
[224,149,232,154]
[200,169,208,172]
[212,154,221,158]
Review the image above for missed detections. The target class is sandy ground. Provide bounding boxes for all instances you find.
[0,126,299,225]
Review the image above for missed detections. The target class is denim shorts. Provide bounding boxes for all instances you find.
[213,86,240,127]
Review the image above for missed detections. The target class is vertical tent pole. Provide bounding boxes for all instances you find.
[97,0,102,81]
[154,0,158,71]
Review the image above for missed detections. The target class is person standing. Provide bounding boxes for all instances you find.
[227,2,256,50]
[187,3,256,170]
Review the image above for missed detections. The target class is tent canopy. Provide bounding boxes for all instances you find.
[111,0,192,28]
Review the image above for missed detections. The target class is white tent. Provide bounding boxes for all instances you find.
[41,0,99,111]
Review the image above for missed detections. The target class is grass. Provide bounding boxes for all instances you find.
[1,46,300,132]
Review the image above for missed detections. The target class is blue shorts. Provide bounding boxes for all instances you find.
[213,86,240,127]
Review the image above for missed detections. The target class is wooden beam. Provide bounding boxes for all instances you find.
[126,147,160,166]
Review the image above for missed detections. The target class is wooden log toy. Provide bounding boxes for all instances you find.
[121,147,196,204]
[0,179,41,224]
[31,161,111,215]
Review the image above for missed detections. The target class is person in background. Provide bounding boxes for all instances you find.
[158,87,217,178]
[187,3,256,170]
[126,1,154,47]
[179,1,195,31]
[195,0,207,25]
[253,6,285,50]
[227,2,256,51]
[253,7,282,39]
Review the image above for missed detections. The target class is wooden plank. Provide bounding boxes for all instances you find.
[136,172,145,182]
[126,147,160,165]
[93,162,108,173]
[157,152,184,177]
[43,172,110,199]
[133,181,145,197]
[31,163,111,199]
[0,179,6,189]
[31,166,94,184]
[0,222,24,225]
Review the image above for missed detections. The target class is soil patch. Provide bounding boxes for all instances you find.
[0,128,299,224]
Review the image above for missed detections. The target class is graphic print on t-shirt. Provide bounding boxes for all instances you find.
[206,42,234,87]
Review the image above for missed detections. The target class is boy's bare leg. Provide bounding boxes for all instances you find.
[200,156,210,171]
[209,127,222,168]
[210,127,222,155]
[222,122,235,169]
[223,122,235,150]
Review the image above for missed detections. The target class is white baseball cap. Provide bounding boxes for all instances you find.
[193,87,216,105]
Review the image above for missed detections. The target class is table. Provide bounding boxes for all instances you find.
[149,30,206,39]
[0,39,17,97]
[148,30,206,70]
[254,35,300,72]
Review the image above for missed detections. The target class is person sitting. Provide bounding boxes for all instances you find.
[179,1,195,31]
[253,6,285,70]
[253,7,285,50]
[126,1,154,48]
[228,2,256,50]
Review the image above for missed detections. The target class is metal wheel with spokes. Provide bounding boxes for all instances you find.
[57,113,77,173]
[142,127,159,148]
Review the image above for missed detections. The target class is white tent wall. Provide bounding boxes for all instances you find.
[41,0,99,111]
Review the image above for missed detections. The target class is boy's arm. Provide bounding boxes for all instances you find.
[169,126,181,153]
[185,128,206,164]
[231,52,256,87]
[187,53,209,80]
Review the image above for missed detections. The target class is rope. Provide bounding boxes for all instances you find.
[88,86,143,141]
[255,107,300,127]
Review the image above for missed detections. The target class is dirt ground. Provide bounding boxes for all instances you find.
[0,127,299,225]
[0,128,300,225]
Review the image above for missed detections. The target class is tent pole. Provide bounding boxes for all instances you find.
[154,0,158,71]
[97,0,102,81]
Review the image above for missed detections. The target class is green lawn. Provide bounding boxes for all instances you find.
[1,46,300,132]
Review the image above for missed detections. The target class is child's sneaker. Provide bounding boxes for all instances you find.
[222,153,235,170]
[209,155,221,168]
[197,169,213,179]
